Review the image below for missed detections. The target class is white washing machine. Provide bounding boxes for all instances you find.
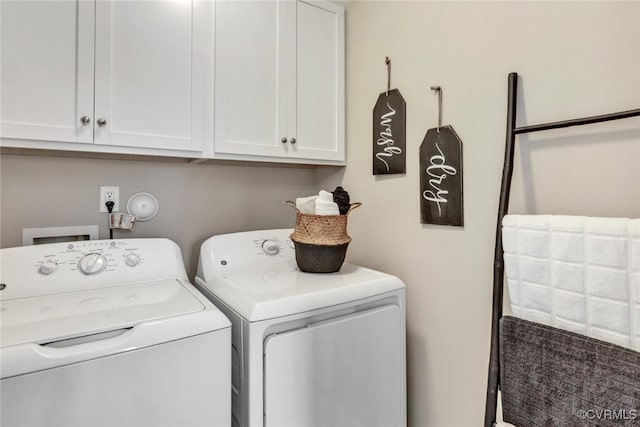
[195,229,406,427]
[0,238,231,427]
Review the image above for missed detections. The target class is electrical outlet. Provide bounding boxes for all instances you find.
[99,186,120,213]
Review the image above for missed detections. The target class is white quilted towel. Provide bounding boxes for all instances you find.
[502,215,640,351]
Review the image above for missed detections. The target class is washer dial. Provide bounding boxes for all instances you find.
[38,260,58,275]
[78,253,108,275]
[125,253,141,267]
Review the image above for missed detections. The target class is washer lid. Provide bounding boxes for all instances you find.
[1,278,230,378]
[196,263,405,322]
[1,279,215,348]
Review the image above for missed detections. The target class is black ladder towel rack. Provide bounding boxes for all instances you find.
[483,72,640,427]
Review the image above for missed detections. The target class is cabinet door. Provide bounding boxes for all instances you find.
[289,0,345,162]
[0,0,94,144]
[214,0,287,158]
[93,0,206,152]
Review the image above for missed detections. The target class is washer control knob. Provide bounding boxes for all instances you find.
[261,239,280,256]
[125,253,141,267]
[38,260,58,275]
[78,253,108,275]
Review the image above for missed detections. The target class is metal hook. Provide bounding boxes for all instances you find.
[430,86,442,133]
[385,57,391,96]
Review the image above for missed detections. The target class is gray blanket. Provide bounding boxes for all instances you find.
[500,316,640,426]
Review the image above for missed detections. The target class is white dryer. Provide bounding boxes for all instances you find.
[195,229,406,427]
[0,238,231,427]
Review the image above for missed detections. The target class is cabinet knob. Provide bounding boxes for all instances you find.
[80,116,91,125]
[97,118,107,126]
[290,138,296,144]
[281,137,288,143]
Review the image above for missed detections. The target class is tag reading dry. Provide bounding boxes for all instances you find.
[420,125,463,226]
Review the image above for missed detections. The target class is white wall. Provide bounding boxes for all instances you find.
[319,1,640,426]
[0,153,319,276]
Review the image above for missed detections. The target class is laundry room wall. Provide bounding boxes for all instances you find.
[0,153,319,275]
[317,1,640,426]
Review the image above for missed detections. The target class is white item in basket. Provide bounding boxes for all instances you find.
[315,190,340,216]
[295,196,318,215]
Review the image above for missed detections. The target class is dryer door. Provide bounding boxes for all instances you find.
[264,304,404,427]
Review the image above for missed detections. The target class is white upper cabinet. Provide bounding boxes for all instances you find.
[1,0,209,154]
[214,0,345,164]
[2,0,343,164]
[214,0,284,158]
[0,0,94,144]
[93,0,206,151]
[290,0,345,162]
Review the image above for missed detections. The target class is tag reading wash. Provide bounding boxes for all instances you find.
[373,57,406,175]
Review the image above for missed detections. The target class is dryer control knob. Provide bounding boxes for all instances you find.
[261,239,280,255]
[78,253,108,275]
[38,260,58,275]
[125,253,141,267]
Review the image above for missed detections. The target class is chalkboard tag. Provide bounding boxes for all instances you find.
[420,125,464,226]
[373,89,406,175]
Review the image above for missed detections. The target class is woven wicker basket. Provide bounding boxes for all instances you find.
[284,200,361,273]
